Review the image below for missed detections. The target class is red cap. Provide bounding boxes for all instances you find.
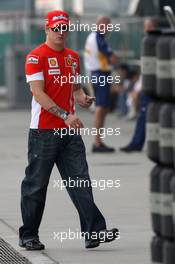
[45,10,69,28]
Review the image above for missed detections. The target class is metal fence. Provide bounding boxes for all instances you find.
[0,14,145,87]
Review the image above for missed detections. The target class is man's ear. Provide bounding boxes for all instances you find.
[45,27,49,35]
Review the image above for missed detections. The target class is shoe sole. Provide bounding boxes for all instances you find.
[19,243,45,250]
[120,149,142,152]
[85,241,100,249]
[99,237,116,243]
[25,247,45,251]
[92,150,115,153]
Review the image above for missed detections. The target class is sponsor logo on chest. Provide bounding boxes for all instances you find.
[65,54,77,67]
[65,54,78,74]
[48,57,58,68]
[48,69,60,75]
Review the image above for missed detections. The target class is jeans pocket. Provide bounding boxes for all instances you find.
[30,131,58,160]
[28,132,41,160]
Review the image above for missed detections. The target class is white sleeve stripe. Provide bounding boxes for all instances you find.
[26,72,44,83]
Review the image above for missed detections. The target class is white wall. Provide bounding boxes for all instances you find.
[82,0,131,15]
[73,0,83,15]
[35,0,131,16]
[36,0,63,13]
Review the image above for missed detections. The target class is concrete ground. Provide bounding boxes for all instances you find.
[0,109,153,264]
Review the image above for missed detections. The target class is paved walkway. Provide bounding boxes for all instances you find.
[0,109,153,264]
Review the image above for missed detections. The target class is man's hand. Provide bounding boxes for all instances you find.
[76,94,96,108]
[74,87,95,108]
[109,53,118,65]
[65,114,84,129]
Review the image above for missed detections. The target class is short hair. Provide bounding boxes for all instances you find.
[144,17,160,28]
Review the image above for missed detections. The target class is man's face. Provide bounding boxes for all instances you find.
[46,24,68,45]
[97,18,111,35]
[144,20,156,33]
[119,69,128,80]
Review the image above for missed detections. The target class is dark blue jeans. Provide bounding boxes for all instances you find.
[19,129,106,242]
[117,90,128,115]
[130,93,150,148]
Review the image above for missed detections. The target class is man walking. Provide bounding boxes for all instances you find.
[84,16,118,153]
[19,10,119,250]
[120,17,159,152]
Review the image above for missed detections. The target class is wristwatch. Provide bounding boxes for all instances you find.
[60,110,69,121]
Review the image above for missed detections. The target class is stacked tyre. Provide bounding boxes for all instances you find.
[142,29,175,264]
